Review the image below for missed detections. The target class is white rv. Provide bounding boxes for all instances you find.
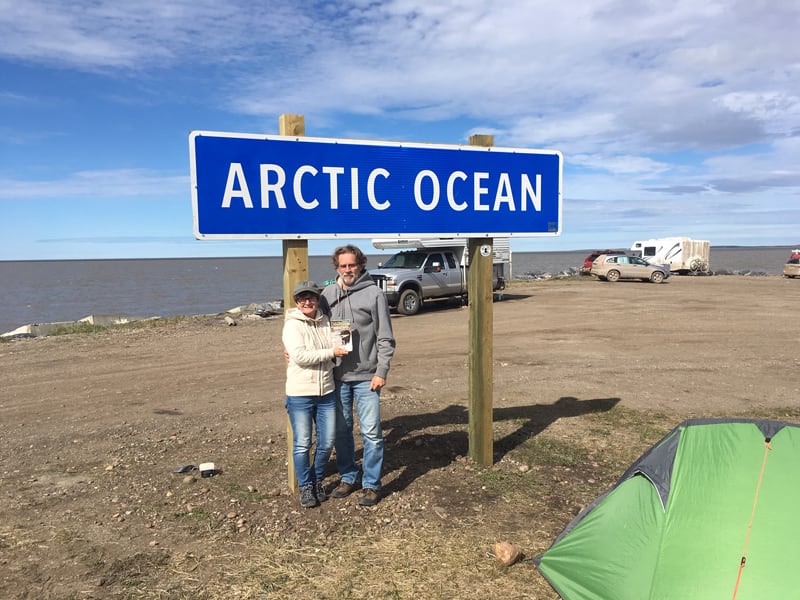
[630,237,710,274]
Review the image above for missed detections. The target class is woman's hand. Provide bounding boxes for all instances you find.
[333,346,349,357]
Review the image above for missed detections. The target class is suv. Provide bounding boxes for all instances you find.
[590,254,670,283]
[581,250,627,274]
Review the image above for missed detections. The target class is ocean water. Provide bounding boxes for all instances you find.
[0,246,793,334]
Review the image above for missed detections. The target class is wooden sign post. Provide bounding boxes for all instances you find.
[467,134,495,467]
[279,113,308,493]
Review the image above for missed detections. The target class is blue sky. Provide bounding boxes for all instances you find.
[1,0,798,260]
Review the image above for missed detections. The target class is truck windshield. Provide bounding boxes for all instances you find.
[382,251,427,269]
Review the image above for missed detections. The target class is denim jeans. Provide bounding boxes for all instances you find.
[285,392,337,488]
[335,380,383,490]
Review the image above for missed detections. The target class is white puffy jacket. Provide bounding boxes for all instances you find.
[282,308,337,397]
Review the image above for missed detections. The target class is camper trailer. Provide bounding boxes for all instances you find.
[369,238,510,315]
[630,237,710,274]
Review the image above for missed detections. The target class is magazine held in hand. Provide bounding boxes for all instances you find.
[331,320,352,351]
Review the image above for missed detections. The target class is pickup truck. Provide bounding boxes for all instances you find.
[369,239,510,315]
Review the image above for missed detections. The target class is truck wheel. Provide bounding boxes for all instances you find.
[606,269,621,282]
[397,289,421,315]
[650,271,665,283]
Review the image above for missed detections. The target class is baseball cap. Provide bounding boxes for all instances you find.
[293,280,321,298]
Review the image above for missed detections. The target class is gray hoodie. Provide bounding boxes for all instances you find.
[320,270,395,382]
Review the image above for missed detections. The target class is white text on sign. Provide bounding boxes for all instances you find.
[221,163,542,213]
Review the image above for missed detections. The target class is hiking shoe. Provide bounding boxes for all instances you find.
[331,481,357,498]
[299,484,318,508]
[357,488,381,507]
[314,480,327,502]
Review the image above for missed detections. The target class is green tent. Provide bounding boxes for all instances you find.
[534,419,800,599]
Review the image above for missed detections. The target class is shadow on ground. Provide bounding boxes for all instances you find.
[376,396,619,495]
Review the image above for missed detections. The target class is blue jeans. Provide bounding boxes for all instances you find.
[286,392,337,488]
[335,380,383,490]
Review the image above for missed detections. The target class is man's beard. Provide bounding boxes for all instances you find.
[342,271,359,287]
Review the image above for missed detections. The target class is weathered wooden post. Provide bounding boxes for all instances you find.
[279,113,307,492]
[467,134,495,467]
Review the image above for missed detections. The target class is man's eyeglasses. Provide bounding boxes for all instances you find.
[337,263,359,270]
[295,295,318,303]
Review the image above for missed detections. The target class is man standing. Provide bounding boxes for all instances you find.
[321,244,395,506]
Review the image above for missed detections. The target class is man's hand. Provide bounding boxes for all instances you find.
[370,375,386,391]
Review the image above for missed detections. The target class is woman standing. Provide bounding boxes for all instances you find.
[282,280,349,508]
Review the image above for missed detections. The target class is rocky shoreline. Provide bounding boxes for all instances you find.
[0,300,284,339]
[1,268,783,339]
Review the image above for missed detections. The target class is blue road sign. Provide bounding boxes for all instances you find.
[190,131,562,239]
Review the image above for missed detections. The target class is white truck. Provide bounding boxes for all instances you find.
[369,238,511,315]
[630,237,710,274]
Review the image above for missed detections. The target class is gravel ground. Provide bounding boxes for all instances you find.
[1,275,799,598]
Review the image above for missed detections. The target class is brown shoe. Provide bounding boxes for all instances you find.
[331,481,357,498]
[357,488,380,506]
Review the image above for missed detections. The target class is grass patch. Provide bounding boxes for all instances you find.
[173,508,214,524]
[223,481,267,502]
[118,315,195,330]
[50,322,109,336]
[744,406,800,422]
[518,436,588,467]
[593,405,673,444]
[3,314,210,341]
[100,550,172,588]
[228,530,552,599]
[52,528,88,544]
[476,469,551,503]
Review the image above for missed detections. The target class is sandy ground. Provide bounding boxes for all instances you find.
[1,275,799,598]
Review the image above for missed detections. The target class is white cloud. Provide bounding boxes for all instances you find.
[4,0,798,154]
[569,153,671,176]
[1,0,799,256]
[716,90,800,134]
[0,0,314,69]
[0,169,188,199]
